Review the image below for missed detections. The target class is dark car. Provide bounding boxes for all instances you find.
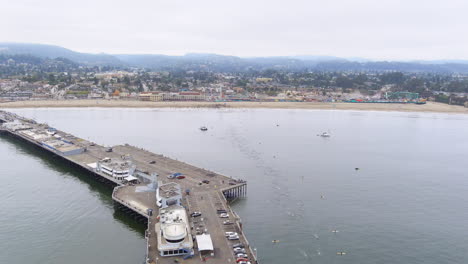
[232,243,245,248]
[217,209,227,214]
[191,212,202,217]
[177,175,186,179]
[149,160,156,164]
[202,180,210,184]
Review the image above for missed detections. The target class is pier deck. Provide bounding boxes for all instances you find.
[0,111,256,264]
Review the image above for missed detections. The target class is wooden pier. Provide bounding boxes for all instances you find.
[0,111,257,264]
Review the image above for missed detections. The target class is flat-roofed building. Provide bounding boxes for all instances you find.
[3,121,33,131]
[155,206,194,257]
[96,157,136,181]
[20,129,50,141]
[162,92,205,101]
[156,182,182,208]
[139,92,163,101]
[40,139,85,156]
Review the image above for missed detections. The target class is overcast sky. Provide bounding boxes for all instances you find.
[1,0,467,60]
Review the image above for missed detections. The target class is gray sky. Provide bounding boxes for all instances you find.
[1,0,467,60]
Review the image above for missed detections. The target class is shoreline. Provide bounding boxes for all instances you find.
[1,100,467,114]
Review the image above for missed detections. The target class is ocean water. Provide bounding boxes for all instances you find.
[1,108,468,264]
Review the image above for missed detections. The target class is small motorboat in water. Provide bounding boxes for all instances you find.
[200,126,208,131]
[319,132,330,137]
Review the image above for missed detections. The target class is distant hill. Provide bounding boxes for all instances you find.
[314,60,468,73]
[115,53,321,71]
[0,43,123,66]
[2,42,468,73]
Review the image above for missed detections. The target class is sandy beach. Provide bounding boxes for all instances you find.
[0,100,467,114]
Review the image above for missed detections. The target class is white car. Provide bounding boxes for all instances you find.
[236,253,248,258]
[228,234,239,240]
[225,232,237,237]
[233,247,246,253]
[219,213,229,218]
[238,261,251,264]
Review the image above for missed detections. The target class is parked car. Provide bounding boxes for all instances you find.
[217,209,227,214]
[223,220,233,225]
[232,243,244,248]
[229,182,236,185]
[238,261,251,264]
[228,234,239,240]
[236,258,249,263]
[225,232,237,237]
[149,160,156,164]
[202,180,210,184]
[168,172,183,179]
[176,175,186,179]
[233,247,246,254]
[191,212,202,217]
[219,213,229,218]
[236,253,248,258]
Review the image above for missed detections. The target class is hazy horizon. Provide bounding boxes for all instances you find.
[4,42,468,63]
[2,0,468,61]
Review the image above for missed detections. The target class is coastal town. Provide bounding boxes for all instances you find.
[1,56,468,107]
[2,0,468,263]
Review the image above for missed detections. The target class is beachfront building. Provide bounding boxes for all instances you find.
[162,92,205,101]
[139,91,206,102]
[139,92,163,101]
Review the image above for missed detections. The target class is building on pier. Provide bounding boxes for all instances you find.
[41,139,85,156]
[154,181,193,257]
[19,129,49,141]
[156,182,182,208]
[96,157,136,181]
[156,206,193,257]
[3,121,33,131]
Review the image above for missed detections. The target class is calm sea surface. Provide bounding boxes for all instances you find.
[1,108,468,264]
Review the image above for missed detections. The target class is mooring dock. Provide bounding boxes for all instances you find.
[0,110,257,264]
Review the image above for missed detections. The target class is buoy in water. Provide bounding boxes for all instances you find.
[336,252,346,255]
[272,240,280,243]
[355,167,360,171]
